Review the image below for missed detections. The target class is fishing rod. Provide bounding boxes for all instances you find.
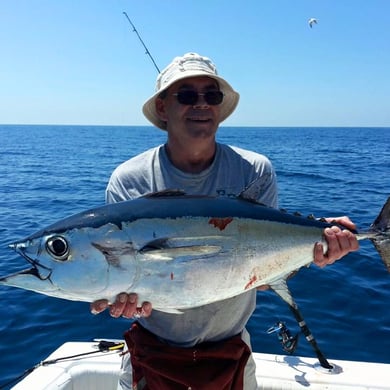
[122,12,161,73]
[288,302,333,370]
[270,282,335,371]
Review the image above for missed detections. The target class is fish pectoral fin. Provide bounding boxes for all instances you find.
[140,245,222,261]
[140,237,223,260]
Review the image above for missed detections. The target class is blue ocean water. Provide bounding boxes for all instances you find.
[0,125,389,387]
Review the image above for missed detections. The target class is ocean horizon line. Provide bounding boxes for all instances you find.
[1,123,390,129]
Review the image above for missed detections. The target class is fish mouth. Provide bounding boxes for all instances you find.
[9,242,53,281]
[11,266,46,279]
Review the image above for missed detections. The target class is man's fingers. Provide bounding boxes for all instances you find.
[91,293,152,319]
[141,301,153,317]
[110,292,129,318]
[90,299,109,315]
[121,293,138,318]
[314,226,360,269]
[313,242,326,268]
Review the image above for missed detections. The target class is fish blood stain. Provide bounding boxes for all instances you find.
[245,275,258,290]
[208,217,233,231]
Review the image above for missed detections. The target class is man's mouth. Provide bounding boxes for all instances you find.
[187,117,211,122]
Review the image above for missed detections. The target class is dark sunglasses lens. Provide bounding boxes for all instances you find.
[176,91,198,105]
[176,91,224,105]
[204,91,224,105]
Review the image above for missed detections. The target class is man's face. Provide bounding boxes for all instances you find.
[156,76,222,140]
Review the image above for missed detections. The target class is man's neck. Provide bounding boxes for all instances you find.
[165,140,216,174]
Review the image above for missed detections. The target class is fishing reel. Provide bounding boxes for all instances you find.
[267,321,299,354]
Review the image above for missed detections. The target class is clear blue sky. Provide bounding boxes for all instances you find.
[1,0,389,127]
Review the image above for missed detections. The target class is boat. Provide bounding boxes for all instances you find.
[10,340,390,389]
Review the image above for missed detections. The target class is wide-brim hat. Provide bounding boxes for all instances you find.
[142,52,240,130]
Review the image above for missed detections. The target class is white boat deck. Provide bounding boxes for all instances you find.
[11,341,390,390]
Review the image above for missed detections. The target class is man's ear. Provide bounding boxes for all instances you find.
[155,98,168,121]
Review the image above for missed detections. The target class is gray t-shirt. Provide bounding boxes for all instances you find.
[105,142,278,347]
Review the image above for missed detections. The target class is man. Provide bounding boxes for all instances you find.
[91,52,359,389]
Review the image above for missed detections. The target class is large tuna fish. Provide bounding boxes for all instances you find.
[1,192,389,313]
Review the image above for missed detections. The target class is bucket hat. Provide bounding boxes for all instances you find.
[142,52,240,130]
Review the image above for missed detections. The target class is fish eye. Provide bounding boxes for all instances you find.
[46,236,69,261]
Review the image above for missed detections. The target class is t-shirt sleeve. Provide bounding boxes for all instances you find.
[242,159,278,208]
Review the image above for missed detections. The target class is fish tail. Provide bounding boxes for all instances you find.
[369,197,390,272]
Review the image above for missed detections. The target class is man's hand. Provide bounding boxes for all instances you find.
[314,216,359,268]
[90,293,152,319]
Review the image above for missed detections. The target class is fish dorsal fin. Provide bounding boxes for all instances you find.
[143,189,186,198]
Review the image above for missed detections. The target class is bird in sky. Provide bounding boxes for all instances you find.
[308,18,318,28]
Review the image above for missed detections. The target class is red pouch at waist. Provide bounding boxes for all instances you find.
[124,322,251,390]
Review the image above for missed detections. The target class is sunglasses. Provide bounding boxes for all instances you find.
[172,90,224,106]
